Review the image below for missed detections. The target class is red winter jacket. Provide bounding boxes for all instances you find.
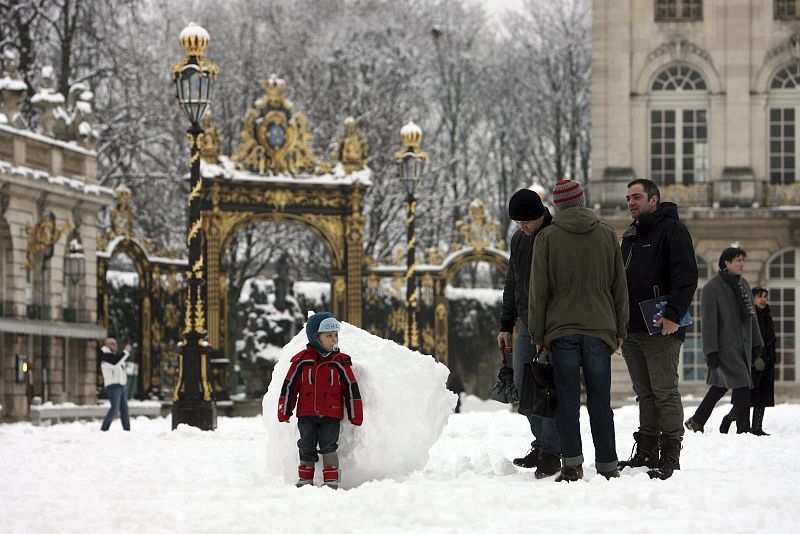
[277,346,363,425]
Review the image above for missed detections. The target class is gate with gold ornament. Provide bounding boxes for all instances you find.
[364,199,509,368]
[197,75,370,360]
[96,186,188,399]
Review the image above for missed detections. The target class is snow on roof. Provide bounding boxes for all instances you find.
[199,155,373,186]
[0,159,113,198]
[96,235,187,265]
[0,124,96,156]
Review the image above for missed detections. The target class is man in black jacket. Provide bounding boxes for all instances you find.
[498,188,561,478]
[618,179,697,479]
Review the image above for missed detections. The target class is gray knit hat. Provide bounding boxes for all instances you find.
[552,179,585,212]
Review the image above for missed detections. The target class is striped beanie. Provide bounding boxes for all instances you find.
[552,179,585,212]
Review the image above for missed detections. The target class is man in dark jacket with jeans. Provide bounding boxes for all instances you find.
[619,179,698,480]
[498,188,561,478]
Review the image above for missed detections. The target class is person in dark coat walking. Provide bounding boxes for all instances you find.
[499,188,561,479]
[618,179,698,480]
[685,247,763,435]
[719,286,776,435]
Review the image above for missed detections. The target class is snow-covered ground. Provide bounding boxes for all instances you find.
[1,399,798,533]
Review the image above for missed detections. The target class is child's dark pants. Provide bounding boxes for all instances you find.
[297,416,340,463]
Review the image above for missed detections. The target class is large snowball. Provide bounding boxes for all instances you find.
[262,321,457,489]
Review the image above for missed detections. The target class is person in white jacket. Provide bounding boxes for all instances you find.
[100,337,132,431]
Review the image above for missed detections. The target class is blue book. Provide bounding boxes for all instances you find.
[639,295,693,336]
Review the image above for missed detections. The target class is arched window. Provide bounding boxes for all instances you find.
[651,64,708,91]
[681,254,710,382]
[768,63,800,184]
[766,248,798,382]
[770,63,800,89]
[649,64,709,186]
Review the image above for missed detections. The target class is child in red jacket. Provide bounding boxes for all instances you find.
[278,312,363,489]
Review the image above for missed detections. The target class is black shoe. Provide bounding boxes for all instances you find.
[684,417,704,433]
[647,467,674,480]
[555,465,583,482]
[513,448,540,469]
[534,453,561,479]
[752,429,770,436]
[648,436,681,480]
[618,432,659,470]
[599,468,620,480]
[719,414,734,434]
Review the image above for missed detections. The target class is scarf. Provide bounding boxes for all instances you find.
[756,304,776,348]
[720,269,754,320]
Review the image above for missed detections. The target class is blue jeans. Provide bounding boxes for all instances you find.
[297,416,340,463]
[550,334,617,472]
[101,384,130,431]
[514,324,561,455]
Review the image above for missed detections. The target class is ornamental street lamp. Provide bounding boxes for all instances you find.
[169,22,219,430]
[64,239,86,286]
[394,122,429,351]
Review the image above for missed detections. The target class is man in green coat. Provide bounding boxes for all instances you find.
[529,179,629,482]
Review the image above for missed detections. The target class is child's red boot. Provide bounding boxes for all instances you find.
[322,452,340,489]
[296,462,314,487]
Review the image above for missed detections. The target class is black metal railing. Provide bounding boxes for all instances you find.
[62,308,92,323]
[0,300,15,317]
[26,304,43,320]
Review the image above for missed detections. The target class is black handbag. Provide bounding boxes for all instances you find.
[489,349,519,404]
[518,353,557,419]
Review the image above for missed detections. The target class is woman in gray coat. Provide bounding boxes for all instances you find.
[685,247,763,434]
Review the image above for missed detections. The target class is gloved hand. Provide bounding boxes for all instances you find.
[706,351,720,368]
[349,417,362,426]
[754,357,766,372]
[277,397,291,423]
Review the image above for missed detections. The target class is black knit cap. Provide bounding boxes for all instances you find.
[508,188,545,221]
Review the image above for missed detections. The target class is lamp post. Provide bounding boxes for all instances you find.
[170,22,218,430]
[64,239,86,286]
[394,122,428,351]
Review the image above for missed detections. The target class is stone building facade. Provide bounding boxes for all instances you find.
[592,0,800,399]
[0,59,112,419]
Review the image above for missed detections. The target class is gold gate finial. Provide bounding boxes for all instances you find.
[453,199,501,252]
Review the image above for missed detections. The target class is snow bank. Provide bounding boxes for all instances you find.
[262,320,457,488]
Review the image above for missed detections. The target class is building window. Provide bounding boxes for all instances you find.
[767,249,798,383]
[682,254,711,382]
[768,65,800,184]
[652,65,707,91]
[771,63,800,89]
[655,0,703,21]
[650,109,708,185]
[649,65,709,186]
[775,0,800,20]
